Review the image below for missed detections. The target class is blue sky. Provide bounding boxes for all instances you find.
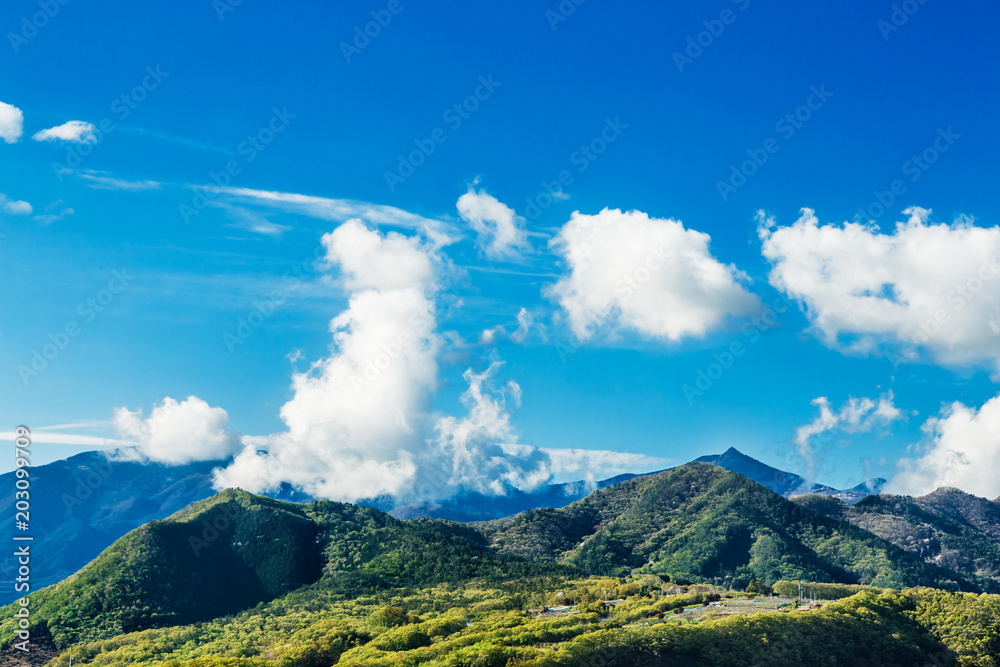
[3,0,1000,498]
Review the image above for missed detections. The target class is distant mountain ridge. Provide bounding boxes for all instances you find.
[6,462,994,658]
[0,446,890,599]
[696,447,886,503]
[0,450,310,602]
[474,462,982,592]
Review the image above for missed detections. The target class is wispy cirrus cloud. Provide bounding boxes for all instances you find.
[34,199,75,226]
[73,170,163,191]
[216,202,291,238]
[203,185,457,245]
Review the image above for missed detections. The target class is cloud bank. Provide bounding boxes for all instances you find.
[759,207,1000,370]
[892,394,1000,499]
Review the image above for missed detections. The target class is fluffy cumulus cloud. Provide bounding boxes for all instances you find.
[112,396,241,465]
[759,207,1000,370]
[892,394,1000,499]
[794,391,903,465]
[426,362,554,496]
[32,120,97,144]
[211,218,641,502]
[0,101,23,143]
[0,194,32,215]
[547,208,759,342]
[214,219,441,500]
[456,187,528,260]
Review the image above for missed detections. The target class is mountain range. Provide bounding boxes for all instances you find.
[3,460,1000,665]
[0,446,903,601]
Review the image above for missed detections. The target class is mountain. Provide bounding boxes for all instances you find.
[0,446,898,601]
[3,464,1000,666]
[0,450,313,603]
[387,473,649,521]
[391,447,882,522]
[475,462,987,592]
[794,487,1000,583]
[0,450,643,599]
[0,488,567,650]
[696,447,885,503]
[0,451,222,600]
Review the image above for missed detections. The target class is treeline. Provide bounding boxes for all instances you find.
[42,580,1000,667]
[771,580,881,600]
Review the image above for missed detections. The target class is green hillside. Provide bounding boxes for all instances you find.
[0,490,569,651]
[0,490,323,648]
[795,487,1000,583]
[478,463,985,591]
[5,464,1000,665]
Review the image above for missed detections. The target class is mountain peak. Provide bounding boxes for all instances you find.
[925,486,976,500]
[695,447,804,496]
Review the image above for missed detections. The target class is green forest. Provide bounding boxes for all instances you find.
[3,464,1000,665]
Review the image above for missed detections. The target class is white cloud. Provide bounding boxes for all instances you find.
[456,186,528,259]
[538,448,670,483]
[217,203,290,237]
[891,393,1000,499]
[34,199,73,225]
[213,220,443,500]
[204,186,456,247]
[512,307,537,343]
[794,391,903,466]
[209,219,606,502]
[479,307,542,345]
[427,362,554,496]
[547,208,759,342]
[112,396,241,465]
[759,207,1000,370]
[0,430,127,447]
[76,171,162,191]
[0,101,23,143]
[0,194,32,215]
[323,218,436,291]
[32,120,97,144]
